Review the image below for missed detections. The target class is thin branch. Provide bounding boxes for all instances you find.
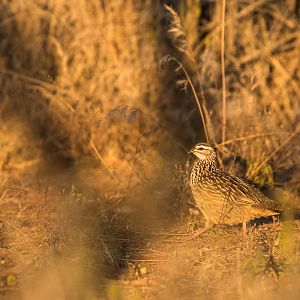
[249,129,299,178]
[239,32,299,65]
[267,55,300,98]
[203,0,266,33]
[217,132,282,146]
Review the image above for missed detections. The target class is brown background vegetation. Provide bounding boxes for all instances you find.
[0,0,299,299]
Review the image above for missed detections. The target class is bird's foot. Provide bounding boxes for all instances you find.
[186,226,212,240]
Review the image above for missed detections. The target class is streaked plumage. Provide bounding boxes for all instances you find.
[189,143,281,229]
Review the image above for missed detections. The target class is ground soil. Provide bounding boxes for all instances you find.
[0,117,299,300]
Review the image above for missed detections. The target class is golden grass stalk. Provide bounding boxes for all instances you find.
[221,0,227,144]
[164,5,210,143]
[160,55,209,143]
[164,4,189,56]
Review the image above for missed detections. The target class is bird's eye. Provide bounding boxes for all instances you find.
[198,147,204,150]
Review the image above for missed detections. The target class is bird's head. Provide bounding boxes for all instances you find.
[189,143,217,161]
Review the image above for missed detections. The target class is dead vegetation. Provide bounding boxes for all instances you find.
[0,0,299,299]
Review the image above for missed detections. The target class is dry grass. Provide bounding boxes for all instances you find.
[164,1,299,184]
[0,0,299,299]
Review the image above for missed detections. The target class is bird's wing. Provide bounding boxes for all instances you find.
[220,172,282,212]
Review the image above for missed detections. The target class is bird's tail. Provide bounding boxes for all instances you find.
[263,187,299,215]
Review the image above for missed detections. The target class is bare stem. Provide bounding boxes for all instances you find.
[221,0,227,144]
[177,59,209,143]
[90,139,119,182]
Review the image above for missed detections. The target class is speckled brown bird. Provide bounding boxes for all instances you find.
[189,143,281,237]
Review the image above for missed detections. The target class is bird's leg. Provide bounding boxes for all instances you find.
[272,215,279,226]
[242,222,247,235]
[187,221,212,240]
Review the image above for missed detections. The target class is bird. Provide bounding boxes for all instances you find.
[188,143,281,238]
